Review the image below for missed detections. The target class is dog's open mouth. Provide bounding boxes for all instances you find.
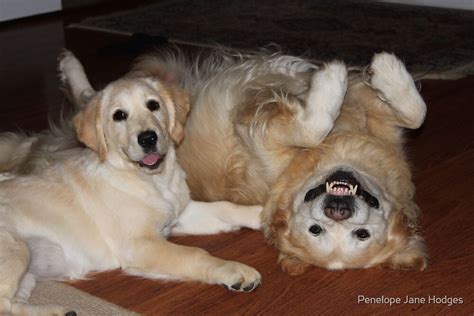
[326,181,358,196]
[325,170,360,196]
[304,170,380,208]
[138,153,165,170]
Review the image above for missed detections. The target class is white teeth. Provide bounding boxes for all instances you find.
[326,181,358,196]
[351,185,358,195]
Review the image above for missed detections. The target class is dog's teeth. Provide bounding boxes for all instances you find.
[351,185,358,195]
[347,184,354,195]
[326,181,359,196]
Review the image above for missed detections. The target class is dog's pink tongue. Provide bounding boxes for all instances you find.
[142,153,161,166]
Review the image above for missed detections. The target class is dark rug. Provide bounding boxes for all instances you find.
[75,0,474,77]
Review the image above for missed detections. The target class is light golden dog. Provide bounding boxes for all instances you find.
[0,51,262,316]
[152,50,428,274]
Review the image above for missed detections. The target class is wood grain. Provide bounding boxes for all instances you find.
[0,10,472,315]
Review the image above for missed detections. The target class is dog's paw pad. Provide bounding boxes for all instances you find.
[242,283,258,292]
[230,283,242,291]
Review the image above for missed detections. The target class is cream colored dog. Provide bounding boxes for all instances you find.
[0,51,262,316]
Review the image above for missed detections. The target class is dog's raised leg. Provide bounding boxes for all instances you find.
[269,61,348,148]
[58,50,96,108]
[237,60,347,149]
[124,238,261,292]
[369,52,427,129]
[171,201,261,235]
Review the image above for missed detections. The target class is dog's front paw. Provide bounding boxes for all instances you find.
[369,52,426,128]
[213,261,261,292]
[309,61,348,120]
[369,52,414,102]
[298,60,347,146]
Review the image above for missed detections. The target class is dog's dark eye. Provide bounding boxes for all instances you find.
[113,110,128,121]
[146,100,160,112]
[354,229,370,240]
[309,224,323,236]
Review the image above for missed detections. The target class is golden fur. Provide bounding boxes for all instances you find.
[166,51,428,273]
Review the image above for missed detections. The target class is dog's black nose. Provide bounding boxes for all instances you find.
[324,196,354,221]
[138,130,158,149]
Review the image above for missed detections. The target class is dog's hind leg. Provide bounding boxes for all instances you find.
[11,273,76,316]
[58,50,96,109]
[0,230,29,314]
[0,232,75,316]
[171,200,262,235]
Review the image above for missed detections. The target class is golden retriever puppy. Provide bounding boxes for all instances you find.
[137,50,427,273]
[0,51,262,316]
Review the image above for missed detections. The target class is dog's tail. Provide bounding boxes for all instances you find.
[130,45,244,92]
[0,116,79,174]
[130,46,190,86]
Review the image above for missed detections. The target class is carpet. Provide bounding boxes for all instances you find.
[74,0,474,78]
[30,281,138,315]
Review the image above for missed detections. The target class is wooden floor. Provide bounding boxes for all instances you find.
[1,9,473,315]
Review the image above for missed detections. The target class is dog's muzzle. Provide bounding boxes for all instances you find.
[136,130,165,170]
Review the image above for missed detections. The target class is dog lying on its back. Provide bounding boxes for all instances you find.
[156,50,429,273]
[0,51,262,316]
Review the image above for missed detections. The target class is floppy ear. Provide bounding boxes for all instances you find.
[264,206,290,245]
[279,253,312,276]
[266,207,313,275]
[73,99,107,161]
[384,211,428,270]
[386,236,427,270]
[167,85,190,144]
